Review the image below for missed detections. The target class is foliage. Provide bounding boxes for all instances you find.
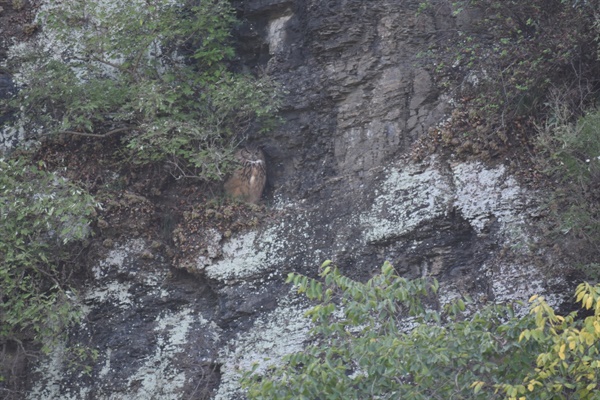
[417,0,600,160]
[535,103,600,277]
[537,104,600,187]
[498,284,600,399]
[0,157,95,352]
[243,261,600,400]
[65,344,100,376]
[4,0,280,180]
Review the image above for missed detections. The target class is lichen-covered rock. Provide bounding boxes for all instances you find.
[27,240,223,399]
[214,292,311,400]
[9,0,575,398]
[360,160,454,244]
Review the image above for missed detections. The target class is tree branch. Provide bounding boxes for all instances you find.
[60,126,133,138]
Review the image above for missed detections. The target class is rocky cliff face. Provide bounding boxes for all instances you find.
[2,0,573,399]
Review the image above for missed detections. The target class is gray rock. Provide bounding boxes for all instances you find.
[14,0,574,398]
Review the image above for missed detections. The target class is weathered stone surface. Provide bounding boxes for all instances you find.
[27,239,223,400]
[214,291,311,399]
[2,0,575,398]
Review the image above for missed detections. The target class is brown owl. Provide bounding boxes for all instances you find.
[223,145,266,203]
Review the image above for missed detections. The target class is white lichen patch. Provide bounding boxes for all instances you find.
[360,163,454,243]
[204,225,288,282]
[214,291,312,400]
[488,263,566,308]
[359,157,569,317]
[6,0,144,85]
[85,281,133,308]
[452,162,526,236]
[120,309,197,400]
[26,233,214,399]
[81,238,172,314]
[25,342,92,399]
[26,342,72,400]
[92,239,146,280]
[98,348,112,379]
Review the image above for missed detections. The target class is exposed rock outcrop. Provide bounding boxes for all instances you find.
[2,0,573,399]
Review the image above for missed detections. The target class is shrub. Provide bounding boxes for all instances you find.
[243,261,600,400]
[4,0,280,180]
[537,105,600,187]
[0,157,95,352]
[535,102,600,277]
[418,0,600,159]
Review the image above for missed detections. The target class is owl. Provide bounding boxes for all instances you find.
[223,145,266,203]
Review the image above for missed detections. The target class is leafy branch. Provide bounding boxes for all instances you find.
[244,261,600,399]
[3,0,281,180]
